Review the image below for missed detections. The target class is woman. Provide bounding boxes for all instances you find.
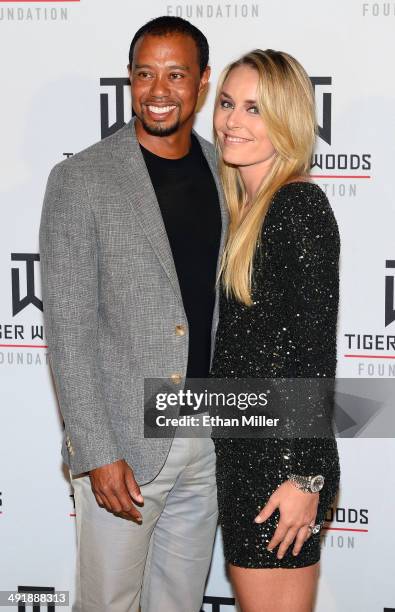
[210,49,341,611]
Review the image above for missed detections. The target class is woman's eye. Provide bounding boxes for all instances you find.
[248,106,259,114]
[220,100,233,109]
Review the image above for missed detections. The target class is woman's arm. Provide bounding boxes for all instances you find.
[254,182,340,558]
[279,182,340,478]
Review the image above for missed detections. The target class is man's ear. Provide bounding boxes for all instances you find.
[199,65,211,95]
[127,63,132,81]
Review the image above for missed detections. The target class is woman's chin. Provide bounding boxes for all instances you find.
[222,152,244,167]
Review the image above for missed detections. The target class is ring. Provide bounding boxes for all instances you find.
[308,522,321,535]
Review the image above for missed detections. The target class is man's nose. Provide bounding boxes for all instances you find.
[149,74,171,98]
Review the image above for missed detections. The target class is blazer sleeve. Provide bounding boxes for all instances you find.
[280,184,340,478]
[39,161,122,474]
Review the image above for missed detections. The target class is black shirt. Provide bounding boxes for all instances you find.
[140,134,221,383]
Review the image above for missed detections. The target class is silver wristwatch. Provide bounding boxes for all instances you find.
[288,474,325,493]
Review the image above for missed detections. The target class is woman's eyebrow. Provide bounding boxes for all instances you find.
[220,91,233,100]
[221,91,257,105]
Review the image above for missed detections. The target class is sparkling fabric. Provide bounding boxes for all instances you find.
[210,182,341,568]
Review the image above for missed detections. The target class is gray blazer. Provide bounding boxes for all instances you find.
[39,117,228,483]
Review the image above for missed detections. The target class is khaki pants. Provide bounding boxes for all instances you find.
[69,436,218,612]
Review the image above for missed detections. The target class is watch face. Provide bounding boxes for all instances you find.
[311,475,325,492]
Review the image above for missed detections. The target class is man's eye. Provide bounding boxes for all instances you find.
[220,100,233,109]
[170,73,184,80]
[137,71,152,79]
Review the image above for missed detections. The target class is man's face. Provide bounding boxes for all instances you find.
[129,33,209,137]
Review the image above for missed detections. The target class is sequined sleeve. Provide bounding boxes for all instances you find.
[278,183,340,477]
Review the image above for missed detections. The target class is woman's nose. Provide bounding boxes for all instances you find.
[226,108,242,129]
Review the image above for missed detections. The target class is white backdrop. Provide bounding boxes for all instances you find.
[1,1,395,610]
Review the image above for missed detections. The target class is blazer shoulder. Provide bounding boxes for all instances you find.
[45,123,134,188]
[68,132,119,166]
[54,122,133,173]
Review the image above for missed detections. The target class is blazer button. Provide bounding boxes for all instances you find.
[175,324,186,336]
[170,373,182,384]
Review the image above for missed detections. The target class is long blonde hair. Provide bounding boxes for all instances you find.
[215,49,317,306]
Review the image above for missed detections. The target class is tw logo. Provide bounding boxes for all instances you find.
[311,76,332,145]
[385,260,395,327]
[11,254,42,316]
[100,77,130,139]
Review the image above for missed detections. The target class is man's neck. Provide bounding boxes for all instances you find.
[135,119,194,159]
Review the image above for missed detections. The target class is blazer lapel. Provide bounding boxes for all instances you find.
[109,118,229,332]
[110,118,184,308]
[195,132,228,257]
[194,132,229,367]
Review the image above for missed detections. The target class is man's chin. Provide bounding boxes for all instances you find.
[141,118,180,137]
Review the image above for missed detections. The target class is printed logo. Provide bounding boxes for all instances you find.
[322,505,369,550]
[385,260,395,327]
[100,77,130,139]
[0,0,79,22]
[310,76,372,201]
[201,595,235,611]
[166,3,259,19]
[0,254,47,365]
[12,253,42,316]
[311,76,332,145]
[344,260,395,375]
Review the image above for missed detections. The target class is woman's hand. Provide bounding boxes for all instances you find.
[254,480,319,559]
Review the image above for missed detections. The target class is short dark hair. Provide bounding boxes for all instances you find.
[129,16,209,75]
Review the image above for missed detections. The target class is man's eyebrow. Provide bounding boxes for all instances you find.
[134,63,190,71]
[221,91,257,104]
[168,64,190,71]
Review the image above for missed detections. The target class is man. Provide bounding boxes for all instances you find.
[39,16,228,612]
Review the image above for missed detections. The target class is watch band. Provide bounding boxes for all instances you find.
[288,474,325,493]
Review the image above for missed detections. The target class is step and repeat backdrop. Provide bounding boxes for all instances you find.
[1,0,395,610]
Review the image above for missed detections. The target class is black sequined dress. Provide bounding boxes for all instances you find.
[210,182,341,568]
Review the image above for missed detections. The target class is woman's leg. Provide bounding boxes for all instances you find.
[228,562,320,612]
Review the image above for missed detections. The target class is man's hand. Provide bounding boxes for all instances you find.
[89,459,144,522]
[254,480,319,559]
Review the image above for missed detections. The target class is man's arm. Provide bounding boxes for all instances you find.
[40,161,144,520]
[39,161,122,473]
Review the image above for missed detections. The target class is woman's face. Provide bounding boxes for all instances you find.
[214,64,276,168]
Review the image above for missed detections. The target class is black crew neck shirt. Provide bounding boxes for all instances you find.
[140,134,221,383]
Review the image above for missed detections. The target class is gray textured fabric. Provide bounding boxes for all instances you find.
[39,117,228,483]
